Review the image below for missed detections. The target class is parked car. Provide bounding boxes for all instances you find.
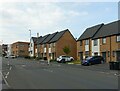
[5,55,16,58]
[82,56,104,66]
[56,55,74,63]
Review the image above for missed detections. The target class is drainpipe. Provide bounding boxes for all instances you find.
[110,36,112,62]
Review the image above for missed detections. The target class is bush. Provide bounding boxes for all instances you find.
[36,57,43,60]
[24,56,30,59]
[50,59,56,62]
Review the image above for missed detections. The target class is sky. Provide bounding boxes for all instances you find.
[0,1,119,44]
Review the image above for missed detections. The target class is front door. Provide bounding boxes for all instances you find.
[102,52,106,62]
[116,51,120,61]
[52,53,54,60]
[80,52,83,61]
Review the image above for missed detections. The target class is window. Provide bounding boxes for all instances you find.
[49,44,52,48]
[19,50,25,53]
[102,37,106,44]
[94,52,98,56]
[85,39,89,45]
[112,51,116,57]
[16,45,18,48]
[49,53,51,57]
[80,41,82,46]
[44,44,47,48]
[94,39,98,46]
[117,35,120,42]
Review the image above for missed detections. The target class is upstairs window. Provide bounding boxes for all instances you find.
[80,40,82,46]
[85,39,89,45]
[117,35,120,42]
[102,37,106,44]
[94,39,98,46]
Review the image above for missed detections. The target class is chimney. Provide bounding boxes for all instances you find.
[37,33,39,38]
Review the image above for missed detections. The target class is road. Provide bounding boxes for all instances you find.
[2,57,119,89]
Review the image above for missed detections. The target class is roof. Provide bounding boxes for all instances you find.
[93,20,120,39]
[38,34,50,44]
[48,29,68,43]
[42,32,58,44]
[31,37,37,44]
[77,24,104,41]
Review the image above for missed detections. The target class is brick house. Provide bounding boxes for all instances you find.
[37,29,77,60]
[92,20,120,63]
[77,24,103,60]
[12,41,29,57]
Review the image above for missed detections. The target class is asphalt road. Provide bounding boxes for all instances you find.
[2,57,119,89]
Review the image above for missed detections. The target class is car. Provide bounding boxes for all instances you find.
[81,56,104,66]
[56,55,74,63]
[5,55,16,58]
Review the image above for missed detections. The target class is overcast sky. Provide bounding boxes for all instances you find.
[0,1,119,44]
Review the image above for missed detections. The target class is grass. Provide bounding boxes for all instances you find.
[67,60,81,64]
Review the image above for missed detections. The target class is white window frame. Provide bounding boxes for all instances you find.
[117,35,120,42]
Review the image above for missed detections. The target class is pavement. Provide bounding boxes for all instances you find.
[1,57,119,89]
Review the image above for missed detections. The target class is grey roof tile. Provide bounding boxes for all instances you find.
[49,29,68,43]
[93,20,120,39]
[42,32,58,44]
[38,34,50,44]
[77,24,104,41]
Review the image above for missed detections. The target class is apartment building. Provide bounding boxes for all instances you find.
[77,24,103,60]
[92,20,120,62]
[12,41,29,57]
[37,29,77,60]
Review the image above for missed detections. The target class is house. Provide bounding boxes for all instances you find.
[40,32,58,59]
[77,24,103,60]
[7,44,12,56]
[12,41,29,57]
[37,34,50,58]
[2,44,8,56]
[29,36,43,57]
[29,37,37,57]
[37,29,77,60]
[92,20,120,62]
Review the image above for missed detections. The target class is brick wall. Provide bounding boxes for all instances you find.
[56,31,77,60]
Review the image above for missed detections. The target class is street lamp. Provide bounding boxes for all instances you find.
[29,30,31,56]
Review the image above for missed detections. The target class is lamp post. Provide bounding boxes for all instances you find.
[29,30,31,56]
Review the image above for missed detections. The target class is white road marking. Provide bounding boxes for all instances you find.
[43,69,53,72]
[58,65,61,66]
[21,65,26,67]
[5,75,7,79]
[6,72,9,76]
[9,67,12,70]
[0,72,10,87]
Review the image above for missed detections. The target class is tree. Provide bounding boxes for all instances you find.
[63,46,71,55]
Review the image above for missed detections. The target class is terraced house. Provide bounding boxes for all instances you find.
[92,20,120,63]
[77,24,103,61]
[12,41,29,57]
[35,29,77,60]
[77,20,120,63]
